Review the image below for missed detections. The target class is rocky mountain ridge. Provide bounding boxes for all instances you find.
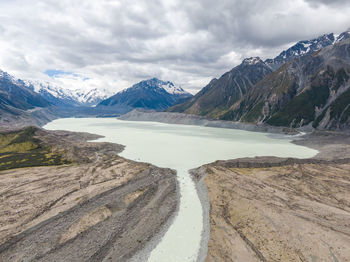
[264,32,349,70]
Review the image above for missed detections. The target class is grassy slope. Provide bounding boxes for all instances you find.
[0,127,70,171]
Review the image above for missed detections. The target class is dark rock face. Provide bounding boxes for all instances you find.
[168,57,272,118]
[98,78,192,112]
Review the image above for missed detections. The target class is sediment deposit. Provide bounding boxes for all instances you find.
[192,155,350,262]
[0,128,177,262]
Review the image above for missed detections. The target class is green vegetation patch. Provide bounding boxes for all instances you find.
[312,108,328,128]
[332,68,349,92]
[267,84,329,127]
[241,102,264,122]
[0,127,70,171]
[267,68,332,127]
[313,88,350,128]
[329,88,350,124]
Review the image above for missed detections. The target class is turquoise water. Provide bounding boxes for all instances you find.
[44,118,317,262]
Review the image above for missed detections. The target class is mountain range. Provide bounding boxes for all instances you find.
[0,70,192,127]
[170,29,350,130]
[1,29,350,130]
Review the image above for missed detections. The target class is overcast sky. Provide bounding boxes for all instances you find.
[0,0,350,94]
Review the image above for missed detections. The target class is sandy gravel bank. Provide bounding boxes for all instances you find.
[192,146,350,262]
[119,110,298,134]
[0,128,178,262]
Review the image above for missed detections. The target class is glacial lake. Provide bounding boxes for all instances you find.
[44,118,318,262]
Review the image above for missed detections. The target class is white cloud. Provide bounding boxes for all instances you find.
[0,0,349,94]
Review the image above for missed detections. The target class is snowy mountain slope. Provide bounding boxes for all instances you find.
[335,29,350,43]
[98,78,192,111]
[265,33,336,70]
[159,81,188,95]
[27,81,114,106]
[264,30,350,71]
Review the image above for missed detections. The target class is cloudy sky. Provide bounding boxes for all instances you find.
[0,0,350,94]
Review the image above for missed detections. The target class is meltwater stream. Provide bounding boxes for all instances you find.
[44,118,317,262]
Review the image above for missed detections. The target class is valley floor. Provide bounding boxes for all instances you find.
[0,128,177,262]
[1,118,350,262]
[192,132,350,262]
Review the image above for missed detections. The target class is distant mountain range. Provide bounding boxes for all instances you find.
[170,29,350,130]
[0,71,192,127]
[97,78,192,113]
[1,29,350,130]
[0,70,113,109]
[27,81,114,107]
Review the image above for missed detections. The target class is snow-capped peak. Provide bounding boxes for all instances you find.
[335,29,350,43]
[242,57,262,65]
[151,78,190,95]
[0,69,22,85]
[125,78,190,96]
[161,82,187,95]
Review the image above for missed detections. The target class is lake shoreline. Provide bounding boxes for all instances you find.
[1,117,329,261]
[43,118,318,262]
[119,110,306,135]
[0,127,179,262]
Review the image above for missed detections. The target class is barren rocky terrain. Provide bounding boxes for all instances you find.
[0,128,177,262]
[1,121,350,262]
[192,133,350,262]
